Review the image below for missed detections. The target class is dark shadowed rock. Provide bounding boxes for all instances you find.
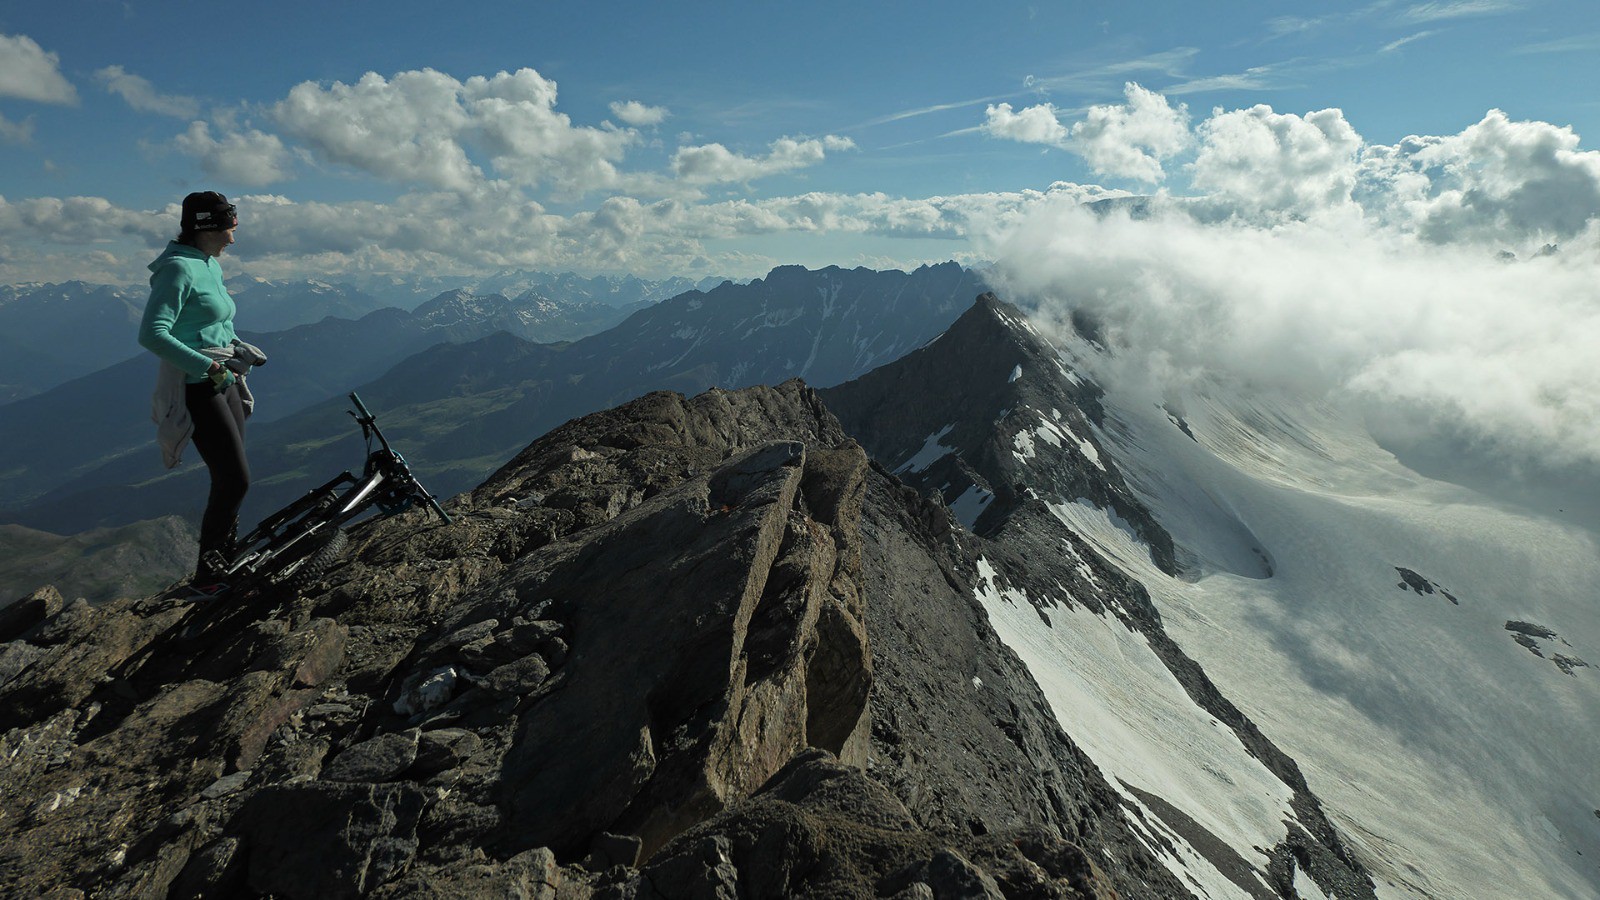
[239,781,430,898]
[324,730,421,783]
[634,749,1118,900]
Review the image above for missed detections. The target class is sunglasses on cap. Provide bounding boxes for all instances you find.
[194,204,238,229]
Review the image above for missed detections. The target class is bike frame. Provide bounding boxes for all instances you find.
[211,392,451,581]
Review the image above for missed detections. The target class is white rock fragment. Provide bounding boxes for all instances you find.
[394,666,460,716]
[201,770,252,800]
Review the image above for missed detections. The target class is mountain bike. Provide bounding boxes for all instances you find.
[202,392,452,592]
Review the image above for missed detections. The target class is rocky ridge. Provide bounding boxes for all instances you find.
[0,378,1182,898]
[824,294,1376,900]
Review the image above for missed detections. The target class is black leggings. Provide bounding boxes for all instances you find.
[186,381,250,561]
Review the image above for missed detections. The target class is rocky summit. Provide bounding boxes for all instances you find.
[0,375,1188,899]
[0,294,1384,899]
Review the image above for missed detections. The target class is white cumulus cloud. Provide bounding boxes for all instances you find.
[1361,110,1600,245]
[983,102,1070,145]
[273,69,480,192]
[94,66,200,118]
[0,33,77,105]
[272,67,637,196]
[174,121,295,186]
[1191,105,1364,217]
[1071,83,1191,183]
[609,100,669,127]
[466,68,636,194]
[984,84,1190,184]
[987,176,1600,476]
[0,194,162,248]
[672,135,855,185]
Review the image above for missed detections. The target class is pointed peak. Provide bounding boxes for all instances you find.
[939,292,1050,356]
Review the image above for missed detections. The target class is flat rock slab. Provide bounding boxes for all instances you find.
[323,730,421,783]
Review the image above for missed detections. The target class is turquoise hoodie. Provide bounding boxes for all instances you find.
[139,241,238,382]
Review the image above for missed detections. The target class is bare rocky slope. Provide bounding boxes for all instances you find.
[0,294,1377,899]
[0,379,1193,898]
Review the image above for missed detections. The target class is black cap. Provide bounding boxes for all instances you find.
[181,191,237,232]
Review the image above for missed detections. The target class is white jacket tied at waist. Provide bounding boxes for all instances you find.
[152,339,267,469]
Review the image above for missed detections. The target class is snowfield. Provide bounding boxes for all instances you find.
[1064,360,1600,899]
[976,558,1305,899]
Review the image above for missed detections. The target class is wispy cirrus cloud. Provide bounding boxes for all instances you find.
[1381,30,1440,52]
[1513,32,1600,54]
[1163,62,1297,96]
[851,93,1022,130]
[1028,47,1201,94]
[1400,0,1522,23]
[1264,15,1337,39]
[853,47,1200,134]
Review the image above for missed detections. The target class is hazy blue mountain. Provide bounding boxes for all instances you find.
[410,288,647,344]
[0,284,659,513]
[347,269,728,311]
[0,515,194,605]
[0,282,146,403]
[223,277,389,331]
[3,262,984,534]
[0,271,722,404]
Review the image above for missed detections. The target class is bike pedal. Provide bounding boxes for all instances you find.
[185,581,232,601]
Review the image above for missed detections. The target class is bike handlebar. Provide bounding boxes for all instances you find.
[347,391,451,525]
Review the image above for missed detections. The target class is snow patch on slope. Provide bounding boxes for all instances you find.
[897,424,957,475]
[1010,408,1106,471]
[974,558,1299,900]
[948,484,994,529]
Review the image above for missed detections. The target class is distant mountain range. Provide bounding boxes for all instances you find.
[0,262,985,535]
[0,270,729,404]
[334,269,729,313]
[0,516,194,605]
[0,280,713,514]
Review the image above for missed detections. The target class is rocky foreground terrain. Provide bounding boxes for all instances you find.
[0,295,1374,898]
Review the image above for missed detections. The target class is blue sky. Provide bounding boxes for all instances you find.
[1,0,1597,283]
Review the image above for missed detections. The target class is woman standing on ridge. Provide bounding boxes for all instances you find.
[138,191,265,596]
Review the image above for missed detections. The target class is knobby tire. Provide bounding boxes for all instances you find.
[268,528,349,593]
